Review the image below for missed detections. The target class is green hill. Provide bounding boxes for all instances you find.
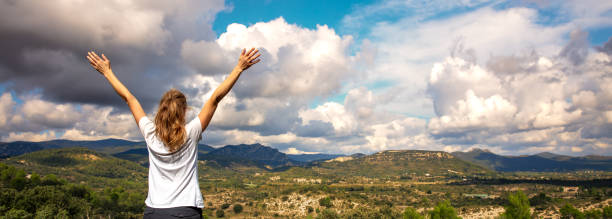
[2,147,147,190]
[314,150,494,179]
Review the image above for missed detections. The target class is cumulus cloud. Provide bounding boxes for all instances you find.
[1,0,612,156]
[178,17,355,138]
[0,92,140,142]
[283,147,320,155]
[332,0,612,155]
[3,131,58,142]
[426,40,612,154]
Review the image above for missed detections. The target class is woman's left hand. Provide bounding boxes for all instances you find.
[235,48,261,71]
[86,51,112,76]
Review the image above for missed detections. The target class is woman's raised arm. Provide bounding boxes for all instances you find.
[86,51,146,124]
[198,48,261,131]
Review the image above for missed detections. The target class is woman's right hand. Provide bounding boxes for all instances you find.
[86,51,113,76]
[235,48,261,71]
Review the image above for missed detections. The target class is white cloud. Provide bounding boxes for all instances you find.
[299,102,358,137]
[2,1,612,156]
[426,44,612,154]
[283,147,320,155]
[3,131,57,142]
[183,17,353,100]
[21,98,81,129]
[0,92,141,141]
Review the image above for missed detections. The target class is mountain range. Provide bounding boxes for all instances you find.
[1,139,612,172]
[452,148,612,172]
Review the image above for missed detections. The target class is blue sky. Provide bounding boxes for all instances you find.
[215,0,612,45]
[214,0,612,110]
[213,0,376,37]
[0,0,611,156]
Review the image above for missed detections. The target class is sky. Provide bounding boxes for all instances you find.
[0,0,611,156]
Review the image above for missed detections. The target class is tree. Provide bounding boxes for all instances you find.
[529,193,551,206]
[501,191,531,219]
[3,208,32,219]
[307,206,314,213]
[560,204,584,219]
[10,170,26,191]
[29,173,41,186]
[583,209,602,219]
[403,207,424,219]
[429,200,461,219]
[216,209,225,218]
[233,204,243,214]
[319,197,333,208]
[34,204,55,219]
[221,203,231,209]
[603,206,612,219]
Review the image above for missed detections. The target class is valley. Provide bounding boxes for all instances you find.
[0,139,611,218]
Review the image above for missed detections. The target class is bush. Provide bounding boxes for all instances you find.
[583,209,602,219]
[603,206,612,218]
[319,197,333,208]
[307,206,314,213]
[221,203,230,209]
[529,193,552,206]
[4,208,32,219]
[403,206,424,219]
[501,191,530,219]
[233,204,243,214]
[560,204,584,219]
[429,200,461,219]
[316,209,339,219]
[215,209,225,218]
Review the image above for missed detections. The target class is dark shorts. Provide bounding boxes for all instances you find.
[143,206,202,219]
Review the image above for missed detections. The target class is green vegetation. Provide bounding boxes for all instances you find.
[319,196,333,208]
[316,209,339,219]
[560,203,584,219]
[215,209,224,217]
[429,200,461,219]
[605,206,612,218]
[3,147,147,190]
[501,191,531,219]
[558,203,612,219]
[233,203,243,213]
[403,206,424,219]
[1,147,611,218]
[0,162,144,218]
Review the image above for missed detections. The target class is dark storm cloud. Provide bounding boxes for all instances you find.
[0,0,225,111]
[294,120,335,138]
[596,37,612,55]
[559,29,589,65]
[580,124,612,139]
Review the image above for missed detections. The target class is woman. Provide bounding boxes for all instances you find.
[86,48,261,218]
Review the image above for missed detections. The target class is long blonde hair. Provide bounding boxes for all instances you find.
[155,89,187,153]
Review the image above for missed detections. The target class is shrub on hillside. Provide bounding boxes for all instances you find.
[319,197,333,208]
[403,206,424,219]
[429,200,461,219]
[233,204,243,214]
[500,191,530,219]
[215,209,224,218]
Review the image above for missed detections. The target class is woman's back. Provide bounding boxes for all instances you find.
[139,116,204,208]
[86,48,260,218]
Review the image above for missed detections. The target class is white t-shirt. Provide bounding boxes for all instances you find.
[138,116,204,208]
